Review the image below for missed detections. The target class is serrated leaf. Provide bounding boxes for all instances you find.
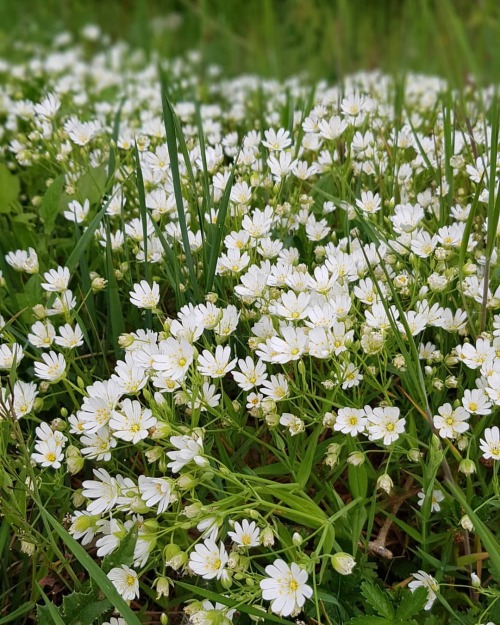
[0,164,20,213]
[37,586,65,625]
[39,174,64,232]
[62,591,111,625]
[361,582,394,620]
[396,587,428,620]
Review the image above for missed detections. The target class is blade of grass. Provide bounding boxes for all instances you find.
[161,90,200,302]
[134,144,152,329]
[105,222,125,353]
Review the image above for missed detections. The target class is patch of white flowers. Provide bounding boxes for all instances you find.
[0,26,499,622]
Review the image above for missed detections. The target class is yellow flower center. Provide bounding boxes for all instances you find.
[178,358,186,367]
[289,579,299,592]
[241,534,251,546]
[46,452,56,462]
[126,575,136,587]
[386,423,395,431]
[469,402,477,412]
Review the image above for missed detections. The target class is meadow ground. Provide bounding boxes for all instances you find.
[0,2,500,624]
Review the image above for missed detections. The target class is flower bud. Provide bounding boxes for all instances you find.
[459,459,476,476]
[347,451,365,466]
[292,532,303,546]
[408,448,423,462]
[331,552,356,575]
[470,572,481,588]
[261,527,275,547]
[154,577,171,599]
[460,514,474,532]
[377,473,393,495]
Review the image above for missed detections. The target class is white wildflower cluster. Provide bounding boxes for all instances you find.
[0,29,499,621]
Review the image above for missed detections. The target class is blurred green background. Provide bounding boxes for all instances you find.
[0,0,499,84]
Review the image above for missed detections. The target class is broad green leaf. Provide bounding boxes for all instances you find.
[39,174,64,232]
[77,166,106,204]
[0,164,20,213]
[102,524,138,572]
[296,424,321,488]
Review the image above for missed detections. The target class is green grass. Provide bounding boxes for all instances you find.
[0,0,499,84]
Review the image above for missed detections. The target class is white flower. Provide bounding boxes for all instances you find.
[34,351,66,382]
[479,426,500,461]
[0,381,37,419]
[227,519,260,548]
[334,408,367,436]
[138,476,176,513]
[54,323,84,348]
[152,337,194,380]
[40,267,71,293]
[107,565,139,601]
[408,570,439,610]
[197,345,237,378]
[32,438,64,468]
[232,357,268,391]
[189,538,228,580]
[432,403,469,439]
[417,489,445,513]
[366,406,405,445]
[28,321,56,348]
[82,468,121,514]
[461,388,492,415]
[167,432,207,472]
[0,343,24,370]
[129,280,160,309]
[109,398,157,444]
[64,199,90,223]
[260,559,313,617]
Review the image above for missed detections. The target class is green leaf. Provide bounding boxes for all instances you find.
[39,174,64,232]
[348,462,368,500]
[102,524,138,572]
[296,424,321,488]
[62,591,111,625]
[0,164,20,213]
[361,582,394,620]
[396,587,428,620]
[77,166,106,205]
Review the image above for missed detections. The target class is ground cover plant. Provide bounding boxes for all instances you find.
[0,8,500,625]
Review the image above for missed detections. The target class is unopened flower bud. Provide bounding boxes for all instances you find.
[460,515,474,532]
[459,459,476,475]
[377,473,394,495]
[408,448,423,462]
[470,572,481,588]
[261,527,275,547]
[292,532,303,546]
[331,552,356,575]
[347,451,365,466]
[154,577,171,599]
